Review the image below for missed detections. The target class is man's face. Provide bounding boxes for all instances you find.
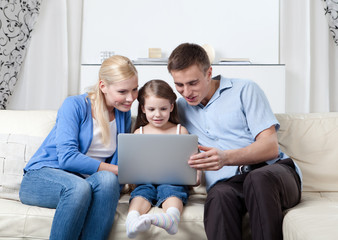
[171,65,212,106]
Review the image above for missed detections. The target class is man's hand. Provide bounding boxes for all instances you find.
[188,125,279,171]
[188,145,226,171]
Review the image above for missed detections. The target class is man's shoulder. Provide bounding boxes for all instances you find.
[177,97,185,103]
[177,97,188,107]
[226,77,254,86]
[224,77,261,93]
[218,75,256,90]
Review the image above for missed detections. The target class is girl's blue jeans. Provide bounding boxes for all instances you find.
[19,167,120,240]
[130,184,189,207]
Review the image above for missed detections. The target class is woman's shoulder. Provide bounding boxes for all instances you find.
[62,93,89,107]
[58,93,90,117]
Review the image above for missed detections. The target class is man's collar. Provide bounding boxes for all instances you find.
[212,75,233,92]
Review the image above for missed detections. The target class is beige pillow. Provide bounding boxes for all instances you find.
[0,134,43,201]
[276,113,338,192]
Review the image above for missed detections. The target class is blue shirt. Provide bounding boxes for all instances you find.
[24,93,131,175]
[177,75,302,191]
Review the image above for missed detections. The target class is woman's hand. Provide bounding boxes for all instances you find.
[188,145,226,171]
[98,162,118,175]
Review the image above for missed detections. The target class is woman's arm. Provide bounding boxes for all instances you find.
[55,96,101,174]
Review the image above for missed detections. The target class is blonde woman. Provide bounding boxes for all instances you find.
[19,55,138,240]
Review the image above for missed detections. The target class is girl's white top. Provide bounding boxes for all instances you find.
[140,124,181,134]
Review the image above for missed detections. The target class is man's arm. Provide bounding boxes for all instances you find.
[188,125,279,171]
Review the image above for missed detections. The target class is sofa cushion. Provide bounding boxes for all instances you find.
[283,191,338,240]
[0,110,56,201]
[0,194,208,240]
[276,113,338,192]
[108,194,207,239]
[0,110,57,137]
[0,134,43,201]
[0,198,54,239]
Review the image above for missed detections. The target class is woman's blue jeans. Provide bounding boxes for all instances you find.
[19,167,120,240]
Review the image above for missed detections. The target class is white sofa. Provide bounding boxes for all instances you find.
[0,110,338,240]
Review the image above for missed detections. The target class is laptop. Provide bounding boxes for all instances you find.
[118,134,198,185]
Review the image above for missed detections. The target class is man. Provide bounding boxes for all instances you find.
[167,43,302,240]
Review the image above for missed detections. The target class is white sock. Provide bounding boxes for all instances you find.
[125,210,151,238]
[149,207,181,235]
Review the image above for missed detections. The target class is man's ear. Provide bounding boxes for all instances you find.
[206,66,212,80]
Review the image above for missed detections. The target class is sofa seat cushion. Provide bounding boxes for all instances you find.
[0,194,207,240]
[0,198,54,239]
[283,192,338,240]
[109,193,207,239]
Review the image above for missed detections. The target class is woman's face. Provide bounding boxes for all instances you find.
[100,74,138,112]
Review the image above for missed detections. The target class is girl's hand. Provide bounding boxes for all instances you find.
[188,145,226,171]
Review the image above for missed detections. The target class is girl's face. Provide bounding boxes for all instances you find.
[142,95,174,128]
[100,75,138,112]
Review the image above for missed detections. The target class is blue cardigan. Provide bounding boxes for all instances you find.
[24,93,131,175]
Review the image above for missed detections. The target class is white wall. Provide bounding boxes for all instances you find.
[82,0,280,64]
[80,0,284,115]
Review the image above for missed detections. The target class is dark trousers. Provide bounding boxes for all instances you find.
[204,158,301,240]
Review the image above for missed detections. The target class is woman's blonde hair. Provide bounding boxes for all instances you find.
[87,55,137,145]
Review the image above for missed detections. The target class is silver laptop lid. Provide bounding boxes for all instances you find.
[118,134,198,185]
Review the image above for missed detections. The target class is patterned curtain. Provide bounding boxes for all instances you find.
[0,0,42,109]
[322,0,338,46]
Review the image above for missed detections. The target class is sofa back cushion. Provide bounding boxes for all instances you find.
[0,134,43,200]
[0,110,56,201]
[0,110,57,137]
[276,113,338,192]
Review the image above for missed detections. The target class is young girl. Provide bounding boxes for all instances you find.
[125,79,192,238]
[19,55,138,240]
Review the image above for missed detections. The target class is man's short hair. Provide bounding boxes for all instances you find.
[168,43,210,75]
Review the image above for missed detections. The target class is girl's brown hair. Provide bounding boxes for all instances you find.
[133,79,179,131]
